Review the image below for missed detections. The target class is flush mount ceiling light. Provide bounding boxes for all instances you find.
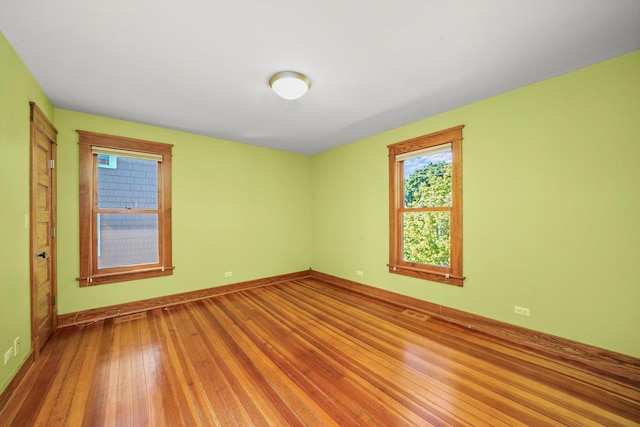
[269,71,311,100]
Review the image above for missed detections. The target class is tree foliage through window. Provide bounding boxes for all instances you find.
[403,160,452,267]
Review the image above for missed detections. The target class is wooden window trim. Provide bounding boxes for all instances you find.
[388,125,464,286]
[77,131,174,286]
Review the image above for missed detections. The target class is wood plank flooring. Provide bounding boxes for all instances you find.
[1,278,639,426]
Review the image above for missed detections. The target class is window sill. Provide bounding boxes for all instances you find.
[388,265,464,287]
[77,266,175,286]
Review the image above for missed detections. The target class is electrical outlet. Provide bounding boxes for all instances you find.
[356,270,364,277]
[4,348,12,365]
[14,337,20,356]
[514,306,530,316]
[224,271,232,277]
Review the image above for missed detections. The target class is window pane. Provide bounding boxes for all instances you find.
[97,156,158,209]
[97,154,117,169]
[404,149,452,208]
[402,211,450,267]
[97,213,158,269]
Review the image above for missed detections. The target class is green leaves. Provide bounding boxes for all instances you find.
[405,161,452,208]
[403,161,452,267]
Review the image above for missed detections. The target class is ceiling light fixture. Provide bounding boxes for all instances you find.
[269,71,311,100]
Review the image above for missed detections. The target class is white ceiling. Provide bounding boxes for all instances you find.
[1,1,639,155]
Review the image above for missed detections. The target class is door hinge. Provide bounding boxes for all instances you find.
[49,159,55,169]
[51,295,56,306]
[51,227,56,237]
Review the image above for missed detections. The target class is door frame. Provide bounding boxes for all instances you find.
[29,102,58,358]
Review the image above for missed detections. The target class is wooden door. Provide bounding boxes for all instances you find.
[30,102,57,356]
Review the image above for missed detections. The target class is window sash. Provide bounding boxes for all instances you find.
[95,212,160,270]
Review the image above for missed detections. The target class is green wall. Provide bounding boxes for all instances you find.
[311,50,640,357]
[55,109,311,314]
[0,32,54,392]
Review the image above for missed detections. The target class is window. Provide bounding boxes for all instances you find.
[77,131,173,285]
[388,125,464,286]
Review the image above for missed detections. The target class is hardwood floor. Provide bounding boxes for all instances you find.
[2,278,639,426]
